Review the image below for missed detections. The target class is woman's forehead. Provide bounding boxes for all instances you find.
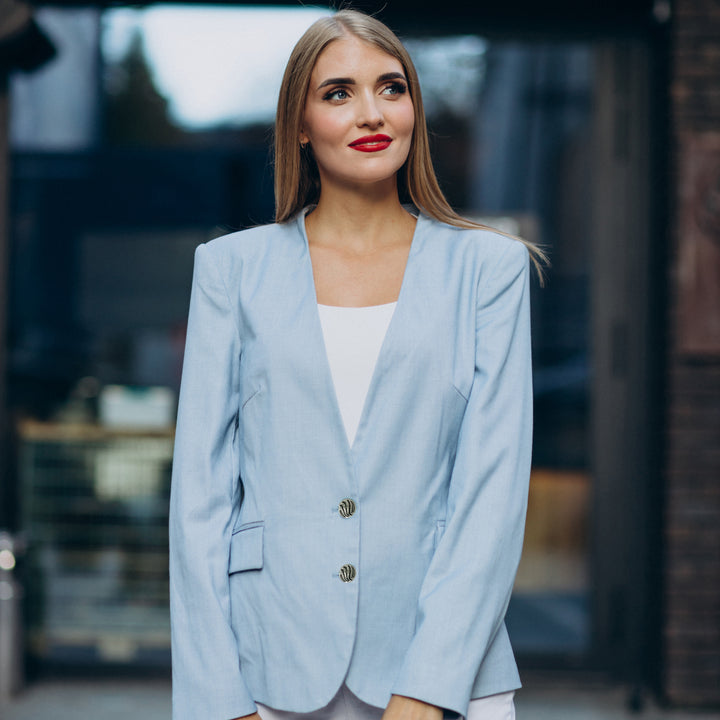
[311,35,405,80]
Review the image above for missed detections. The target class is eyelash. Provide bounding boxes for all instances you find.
[322,81,408,102]
[383,81,408,96]
[323,88,349,102]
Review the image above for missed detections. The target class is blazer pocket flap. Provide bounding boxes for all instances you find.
[229,523,264,574]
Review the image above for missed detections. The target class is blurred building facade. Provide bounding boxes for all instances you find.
[665,0,720,705]
[0,0,717,711]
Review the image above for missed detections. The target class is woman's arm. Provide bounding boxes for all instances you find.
[383,695,443,720]
[391,240,533,716]
[170,243,257,720]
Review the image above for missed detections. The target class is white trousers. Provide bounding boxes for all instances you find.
[256,683,515,720]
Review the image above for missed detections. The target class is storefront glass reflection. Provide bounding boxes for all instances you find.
[9,6,594,667]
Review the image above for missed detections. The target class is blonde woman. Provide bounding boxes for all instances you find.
[170,10,541,720]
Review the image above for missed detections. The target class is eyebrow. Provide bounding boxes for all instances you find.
[316,71,407,91]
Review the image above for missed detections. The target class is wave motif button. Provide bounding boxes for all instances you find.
[338,498,356,518]
[339,563,356,582]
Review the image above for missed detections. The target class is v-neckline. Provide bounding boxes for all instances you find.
[296,207,424,457]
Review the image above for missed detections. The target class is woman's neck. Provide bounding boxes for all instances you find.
[306,189,414,254]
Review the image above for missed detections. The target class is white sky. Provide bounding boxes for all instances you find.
[11,6,486,148]
[101,5,486,130]
[102,5,333,128]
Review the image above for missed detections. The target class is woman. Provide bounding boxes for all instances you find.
[170,9,541,720]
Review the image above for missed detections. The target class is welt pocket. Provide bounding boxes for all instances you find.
[228,521,264,574]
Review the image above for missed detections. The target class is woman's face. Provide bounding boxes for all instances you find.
[300,35,415,195]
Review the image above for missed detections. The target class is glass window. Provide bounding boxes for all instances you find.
[10,6,594,666]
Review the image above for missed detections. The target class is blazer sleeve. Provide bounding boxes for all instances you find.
[391,239,533,716]
[169,243,256,720]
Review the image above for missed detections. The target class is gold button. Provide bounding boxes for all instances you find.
[339,564,356,582]
[338,498,356,518]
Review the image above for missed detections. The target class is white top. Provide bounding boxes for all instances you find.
[318,302,396,447]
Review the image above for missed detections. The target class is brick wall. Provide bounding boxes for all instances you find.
[666,0,720,706]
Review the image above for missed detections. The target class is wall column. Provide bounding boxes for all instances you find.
[665,0,720,706]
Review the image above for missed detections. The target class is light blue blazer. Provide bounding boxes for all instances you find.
[169,208,533,720]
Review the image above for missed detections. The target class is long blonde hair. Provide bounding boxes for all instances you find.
[273,9,546,276]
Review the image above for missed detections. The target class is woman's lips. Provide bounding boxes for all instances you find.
[349,134,392,152]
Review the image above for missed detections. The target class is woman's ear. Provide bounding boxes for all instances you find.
[299,132,309,147]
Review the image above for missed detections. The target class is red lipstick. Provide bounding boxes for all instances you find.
[349,134,392,152]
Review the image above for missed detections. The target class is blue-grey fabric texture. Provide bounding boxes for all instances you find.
[169,209,533,720]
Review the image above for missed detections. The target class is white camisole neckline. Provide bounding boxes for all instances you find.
[317,302,397,447]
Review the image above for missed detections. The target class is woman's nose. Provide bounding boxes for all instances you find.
[357,92,384,128]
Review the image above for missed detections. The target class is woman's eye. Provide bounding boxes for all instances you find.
[381,82,408,96]
[324,88,349,101]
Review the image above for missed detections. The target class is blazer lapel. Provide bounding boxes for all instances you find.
[294,210,431,458]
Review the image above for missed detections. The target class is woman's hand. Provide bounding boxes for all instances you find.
[382,695,444,720]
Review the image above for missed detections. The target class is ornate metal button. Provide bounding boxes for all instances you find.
[338,498,356,518]
[339,563,356,582]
